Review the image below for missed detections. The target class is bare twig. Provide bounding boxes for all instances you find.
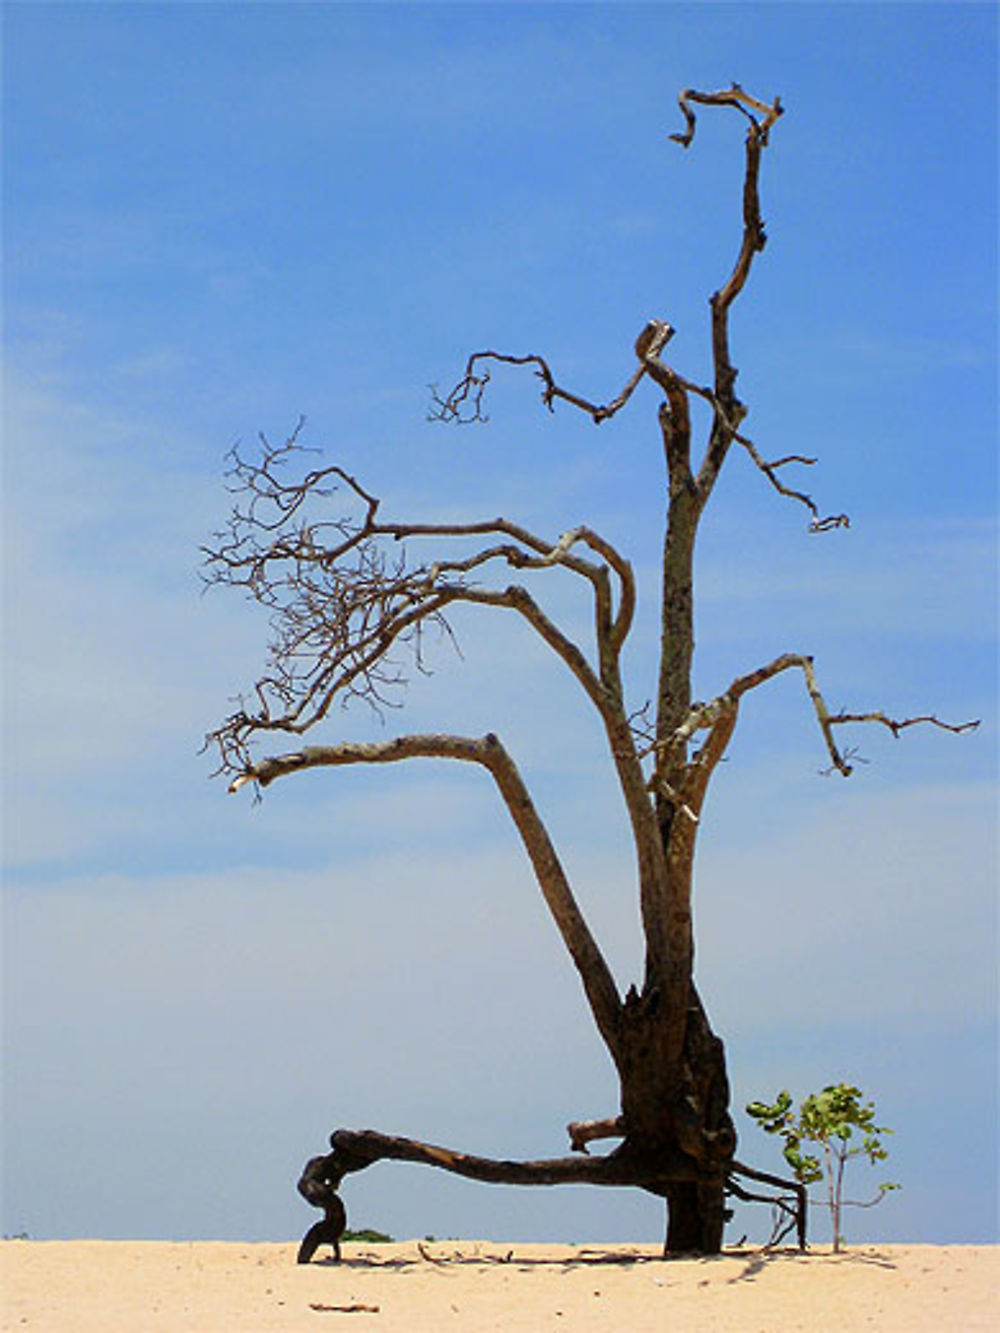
[728,1160,807,1250]
[661,653,979,779]
[732,432,849,531]
[429,335,672,428]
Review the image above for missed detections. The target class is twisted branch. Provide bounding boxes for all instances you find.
[428,334,671,427]
[313,1125,706,1189]
[670,83,784,151]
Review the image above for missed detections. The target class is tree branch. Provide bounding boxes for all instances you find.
[228,732,625,1064]
[429,335,672,428]
[695,87,783,494]
[429,93,849,541]
[567,1116,625,1153]
[658,653,979,781]
[204,434,667,1015]
[318,1126,707,1189]
[379,517,636,655]
[732,433,849,532]
[634,342,848,530]
[201,431,650,767]
[727,1160,807,1250]
[670,84,784,152]
[203,434,644,779]
[297,1133,804,1249]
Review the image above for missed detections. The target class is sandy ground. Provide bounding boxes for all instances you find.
[2,1240,997,1332]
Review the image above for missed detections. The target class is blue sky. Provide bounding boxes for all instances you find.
[2,2,996,1247]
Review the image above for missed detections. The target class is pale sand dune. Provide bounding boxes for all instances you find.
[2,1240,997,1332]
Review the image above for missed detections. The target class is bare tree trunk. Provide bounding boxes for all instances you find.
[204,83,976,1261]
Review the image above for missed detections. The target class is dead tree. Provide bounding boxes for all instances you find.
[203,85,976,1255]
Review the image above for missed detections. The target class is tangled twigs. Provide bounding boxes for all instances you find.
[202,428,641,784]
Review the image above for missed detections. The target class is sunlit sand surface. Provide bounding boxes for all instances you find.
[3,1240,996,1331]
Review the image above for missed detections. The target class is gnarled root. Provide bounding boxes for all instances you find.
[297,1155,348,1264]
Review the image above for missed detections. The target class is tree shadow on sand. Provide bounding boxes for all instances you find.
[725,1247,899,1284]
[307,1243,898,1276]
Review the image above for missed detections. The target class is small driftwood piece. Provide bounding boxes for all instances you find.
[308,1303,380,1314]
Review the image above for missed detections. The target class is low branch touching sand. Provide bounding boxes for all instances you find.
[295,1129,809,1259]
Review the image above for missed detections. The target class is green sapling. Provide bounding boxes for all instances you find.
[746,1083,898,1251]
